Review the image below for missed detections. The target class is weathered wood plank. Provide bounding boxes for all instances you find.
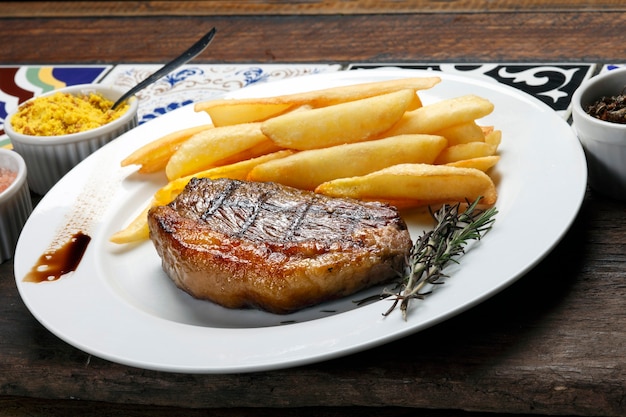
[1,13,625,64]
[2,1,626,17]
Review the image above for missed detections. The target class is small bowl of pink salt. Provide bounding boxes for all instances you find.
[0,148,32,263]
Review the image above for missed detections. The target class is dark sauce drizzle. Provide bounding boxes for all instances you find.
[23,232,92,283]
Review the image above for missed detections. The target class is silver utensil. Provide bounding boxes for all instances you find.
[111,27,217,110]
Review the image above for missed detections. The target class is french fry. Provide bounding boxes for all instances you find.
[434,121,485,146]
[434,142,498,165]
[120,124,213,173]
[446,155,500,172]
[315,163,497,206]
[113,78,503,245]
[407,92,424,111]
[110,150,296,244]
[203,102,295,127]
[109,204,152,244]
[481,125,495,135]
[261,89,416,150]
[248,134,447,190]
[156,150,295,206]
[194,77,441,126]
[215,139,284,166]
[484,129,502,148]
[384,95,494,137]
[165,122,271,180]
[294,76,439,107]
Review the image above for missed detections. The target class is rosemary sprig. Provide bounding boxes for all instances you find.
[384,197,497,320]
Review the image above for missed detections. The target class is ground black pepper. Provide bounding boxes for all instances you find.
[585,89,626,124]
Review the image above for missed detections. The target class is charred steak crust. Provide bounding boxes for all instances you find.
[148,178,412,314]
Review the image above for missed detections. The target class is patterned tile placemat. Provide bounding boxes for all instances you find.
[101,64,342,125]
[0,62,612,148]
[0,64,340,147]
[348,63,598,120]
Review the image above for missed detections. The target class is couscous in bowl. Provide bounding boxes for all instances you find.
[4,83,138,195]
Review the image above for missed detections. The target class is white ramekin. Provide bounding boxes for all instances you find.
[572,68,626,200]
[4,83,138,195]
[0,148,32,263]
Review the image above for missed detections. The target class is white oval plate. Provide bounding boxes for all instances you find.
[14,69,587,373]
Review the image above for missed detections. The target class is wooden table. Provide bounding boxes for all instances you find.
[0,2,624,416]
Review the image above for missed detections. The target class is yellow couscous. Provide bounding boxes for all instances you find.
[10,91,129,136]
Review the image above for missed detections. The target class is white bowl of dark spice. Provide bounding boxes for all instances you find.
[0,148,32,263]
[572,68,626,200]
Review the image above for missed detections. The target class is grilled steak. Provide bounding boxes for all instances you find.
[148,178,412,314]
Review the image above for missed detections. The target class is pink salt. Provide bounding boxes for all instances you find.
[0,168,17,194]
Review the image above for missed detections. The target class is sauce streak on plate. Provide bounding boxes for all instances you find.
[23,232,91,282]
[21,144,126,283]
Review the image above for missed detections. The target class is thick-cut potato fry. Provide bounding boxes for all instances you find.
[110,150,296,244]
[204,102,295,127]
[446,155,500,172]
[194,77,440,118]
[248,134,447,190]
[384,95,494,137]
[315,163,497,206]
[165,122,270,180]
[434,121,485,146]
[261,89,416,150]
[210,139,283,167]
[120,124,213,173]
[114,78,502,245]
[406,92,423,111]
[481,125,495,135]
[434,142,498,165]
[484,129,502,148]
[155,150,295,207]
[292,77,439,107]
[109,204,152,244]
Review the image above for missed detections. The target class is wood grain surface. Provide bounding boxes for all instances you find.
[2,1,626,17]
[0,11,625,64]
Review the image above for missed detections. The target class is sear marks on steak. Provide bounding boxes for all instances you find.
[148,178,412,314]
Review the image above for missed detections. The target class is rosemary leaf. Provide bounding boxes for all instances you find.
[385,197,497,320]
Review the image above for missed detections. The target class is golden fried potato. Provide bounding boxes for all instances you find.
[481,125,495,135]
[434,121,485,146]
[261,89,416,150]
[109,204,152,244]
[301,76,439,107]
[120,124,213,173]
[446,155,500,172]
[384,95,494,137]
[484,129,502,148]
[248,134,447,190]
[434,142,498,165]
[165,122,271,180]
[219,139,284,165]
[194,77,441,124]
[114,78,502,245]
[110,150,296,244]
[156,150,295,206]
[202,102,295,127]
[315,163,497,206]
